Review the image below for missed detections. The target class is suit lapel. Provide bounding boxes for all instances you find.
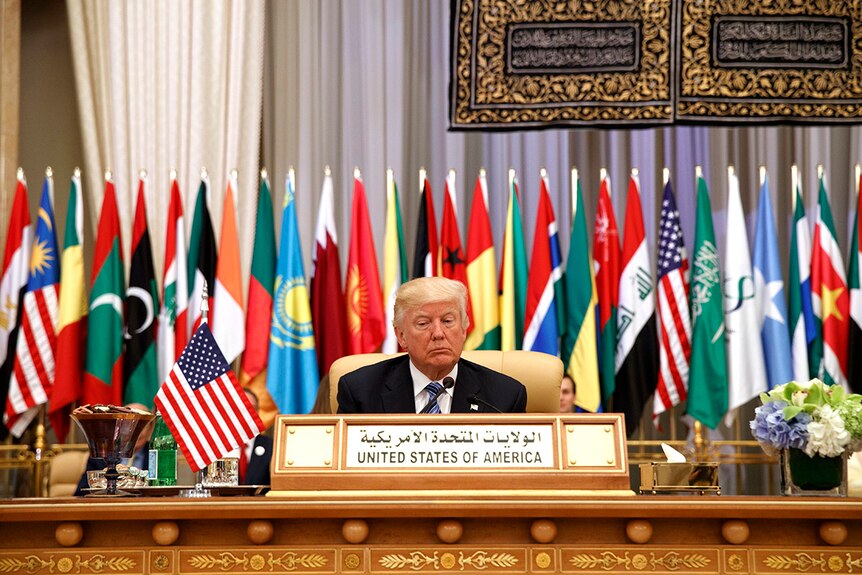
[451,360,482,413]
[381,357,416,413]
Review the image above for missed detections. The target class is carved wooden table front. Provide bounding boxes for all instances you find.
[1,497,860,575]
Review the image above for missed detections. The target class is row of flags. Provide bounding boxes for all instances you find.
[1,162,860,441]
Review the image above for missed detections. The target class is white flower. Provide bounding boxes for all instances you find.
[804,405,851,457]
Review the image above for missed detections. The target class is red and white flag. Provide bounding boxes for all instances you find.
[653,176,691,426]
[158,173,188,382]
[212,171,245,363]
[155,322,265,472]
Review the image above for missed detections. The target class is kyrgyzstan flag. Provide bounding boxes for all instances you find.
[346,169,385,354]
[811,168,849,387]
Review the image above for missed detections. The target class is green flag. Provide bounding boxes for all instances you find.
[686,172,728,429]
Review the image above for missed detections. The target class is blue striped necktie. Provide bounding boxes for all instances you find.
[423,381,444,414]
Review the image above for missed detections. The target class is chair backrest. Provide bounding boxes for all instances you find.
[47,449,89,497]
[329,350,563,413]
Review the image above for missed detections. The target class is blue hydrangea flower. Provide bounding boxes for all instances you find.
[750,400,810,450]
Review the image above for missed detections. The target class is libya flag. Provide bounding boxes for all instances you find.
[83,179,125,406]
[123,180,159,407]
[686,172,728,429]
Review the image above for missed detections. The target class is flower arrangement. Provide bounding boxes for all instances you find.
[750,379,862,458]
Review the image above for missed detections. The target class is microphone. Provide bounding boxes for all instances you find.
[419,376,455,414]
[468,394,503,414]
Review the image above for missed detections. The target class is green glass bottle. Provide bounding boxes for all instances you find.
[148,413,177,486]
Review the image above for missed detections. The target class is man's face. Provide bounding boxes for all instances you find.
[396,300,467,381]
[559,378,575,413]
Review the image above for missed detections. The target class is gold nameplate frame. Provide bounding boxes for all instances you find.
[269,414,632,500]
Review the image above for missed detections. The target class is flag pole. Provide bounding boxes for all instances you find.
[181,280,212,498]
[791,164,798,212]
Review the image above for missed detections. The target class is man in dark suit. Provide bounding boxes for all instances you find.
[239,389,272,486]
[337,277,527,414]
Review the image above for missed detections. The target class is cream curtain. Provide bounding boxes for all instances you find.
[67,0,265,279]
[263,1,862,275]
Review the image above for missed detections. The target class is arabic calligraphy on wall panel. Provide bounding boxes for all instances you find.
[449,0,862,129]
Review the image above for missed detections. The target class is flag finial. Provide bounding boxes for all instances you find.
[201,280,209,323]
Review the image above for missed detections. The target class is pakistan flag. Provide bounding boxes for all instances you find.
[686,172,728,429]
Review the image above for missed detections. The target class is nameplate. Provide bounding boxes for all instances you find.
[269,414,632,498]
[347,423,555,468]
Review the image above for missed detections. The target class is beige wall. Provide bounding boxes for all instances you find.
[17,0,84,250]
[1,0,20,233]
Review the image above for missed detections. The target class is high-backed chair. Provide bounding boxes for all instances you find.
[329,350,563,413]
[47,449,89,497]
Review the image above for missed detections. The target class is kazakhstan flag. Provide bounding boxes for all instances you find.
[266,172,320,414]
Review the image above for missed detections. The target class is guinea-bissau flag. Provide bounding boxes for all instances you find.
[240,171,278,426]
[439,169,473,333]
[465,170,499,350]
[50,169,87,442]
[83,174,125,407]
[412,169,438,279]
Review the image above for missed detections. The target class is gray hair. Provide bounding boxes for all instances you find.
[393,277,470,329]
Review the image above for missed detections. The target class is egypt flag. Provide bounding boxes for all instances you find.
[561,169,600,412]
[6,171,60,437]
[212,171,245,364]
[310,168,347,375]
[382,169,408,353]
[346,169,385,353]
[158,172,188,383]
[412,169,438,278]
[848,166,862,392]
[187,171,217,336]
[499,169,528,351]
[123,175,159,408]
[439,170,473,333]
[524,169,563,356]
[0,171,31,440]
[652,175,691,427]
[594,171,620,406]
[240,171,277,425]
[613,171,658,437]
[50,169,87,442]
[811,169,849,387]
[83,175,125,407]
[464,170,499,351]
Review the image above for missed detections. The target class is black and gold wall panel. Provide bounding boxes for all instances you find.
[677,0,862,123]
[450,0,862,128]
[449,0,675,129]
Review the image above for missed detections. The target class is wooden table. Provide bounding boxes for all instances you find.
[1,496,861,574]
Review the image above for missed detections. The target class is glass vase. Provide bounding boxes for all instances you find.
[779,448,848,496]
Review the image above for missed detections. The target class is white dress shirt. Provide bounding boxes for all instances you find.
[410,361,458,414]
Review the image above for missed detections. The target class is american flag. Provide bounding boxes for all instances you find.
[155,322,264,472]
[5,175,59,437]
[653,179,692,426]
